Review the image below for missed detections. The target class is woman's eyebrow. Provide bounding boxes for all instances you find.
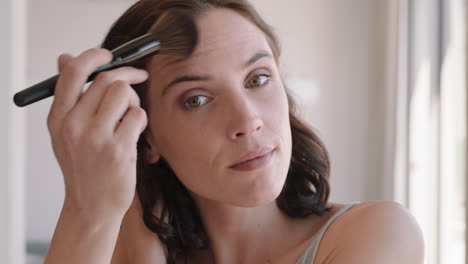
[243,51,272,68]
[161,51,272,96]
[162,75,212,96]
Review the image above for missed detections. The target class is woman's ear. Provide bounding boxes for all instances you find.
[143,133,161,164]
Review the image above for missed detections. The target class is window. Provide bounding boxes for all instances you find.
[403,0,467,263]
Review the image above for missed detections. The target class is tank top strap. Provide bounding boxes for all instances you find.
[293,201,361,264]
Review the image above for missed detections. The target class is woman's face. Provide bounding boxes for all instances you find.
[144,8,292,207]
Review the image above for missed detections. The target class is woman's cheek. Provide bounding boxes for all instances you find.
[266,83,289,124]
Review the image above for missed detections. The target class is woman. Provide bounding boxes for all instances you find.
[44,0,424,263]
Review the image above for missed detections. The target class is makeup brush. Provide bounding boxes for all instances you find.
[13,9,198,107]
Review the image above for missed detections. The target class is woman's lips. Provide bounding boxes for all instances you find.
[230,146,275,166]
[229,149,275,171]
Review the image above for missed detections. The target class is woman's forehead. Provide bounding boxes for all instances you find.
[194,8,269,55]
[148,8,272,82]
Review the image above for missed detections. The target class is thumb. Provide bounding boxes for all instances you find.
[58,53,74,73]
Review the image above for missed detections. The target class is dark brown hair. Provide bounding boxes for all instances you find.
[101,0,331,263]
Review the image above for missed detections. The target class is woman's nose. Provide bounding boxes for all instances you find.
[230,118,263,140]
[227,96,264,140]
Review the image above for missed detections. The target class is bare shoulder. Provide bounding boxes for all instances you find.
[111,195,167,264]
[314,200,425,264]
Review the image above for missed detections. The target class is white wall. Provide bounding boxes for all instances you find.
[25,0,392,242]
[1,0,26,263]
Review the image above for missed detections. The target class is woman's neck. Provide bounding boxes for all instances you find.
[191,195,317,264]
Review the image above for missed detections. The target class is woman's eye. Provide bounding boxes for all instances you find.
[183,95,209,111]
[246,74,270,88]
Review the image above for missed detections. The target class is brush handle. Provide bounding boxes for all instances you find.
[13,62,119,107]
[13,75,59,107]
[13,34,159,107]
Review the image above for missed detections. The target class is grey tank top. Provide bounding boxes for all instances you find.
[293,201,360,264]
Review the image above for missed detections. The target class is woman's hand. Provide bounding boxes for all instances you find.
[45,48,150,264]
[47,48,149,220]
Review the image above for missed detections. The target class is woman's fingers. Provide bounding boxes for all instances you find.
[50,48,112,124]
[72,67,148,122]
[58,53,74,73]
[115,106,148,147]
[93,80,143,136]
[45,48,151,232]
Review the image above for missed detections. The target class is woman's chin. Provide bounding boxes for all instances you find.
[229,179,285,208]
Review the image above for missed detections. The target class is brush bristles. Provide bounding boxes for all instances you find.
[149,9,198,58]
